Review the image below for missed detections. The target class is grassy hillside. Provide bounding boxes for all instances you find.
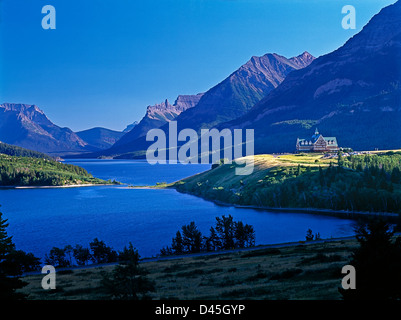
[19,238,359,300]
[0,154,117,187]
[171,153,332,204]
[171,152,401,214]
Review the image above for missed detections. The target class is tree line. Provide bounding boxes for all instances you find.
[160,215,255,256]
[0,142,53,160]
[0,154,109,186]
[342,152,401,178]
[259,163,401,213]
[44,239,157,300]
[43,238,135,268]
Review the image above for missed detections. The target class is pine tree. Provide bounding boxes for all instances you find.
[215,215,235,250]
[73,245,91,266]
[171,231,184,254]
[206,226,221,251]
[101,243,155,300]
[0,211,27,299]
[339,220,401,300]
[305,229,314,241]
[181,222,203,253]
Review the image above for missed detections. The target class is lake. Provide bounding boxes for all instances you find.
[0,159,357,261]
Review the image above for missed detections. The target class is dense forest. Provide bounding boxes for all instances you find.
[0,142,53,160]
[174,152,401,214]
[0,154,116,186]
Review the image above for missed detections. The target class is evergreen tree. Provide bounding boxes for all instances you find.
[89,238,118,264]
[7,250,40,273]
[64,245,74,266]
[44,247,70,268]
[181,222,203,253]
[206,226,221,251]
[337,150,344,167]
[391,167,401,183]
[318,166,325,187]
[339,220,401,300]
[101,243,155,300]
[243,223,256,247]
[0,211,27,299]
[215,215,236,250]
[305,229,314,241]
[159,246,173,256]
[73,245,91,266]
[234,221,255,248]
[171,231,184,255]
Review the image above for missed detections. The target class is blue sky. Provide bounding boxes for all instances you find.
[0,0,397,131]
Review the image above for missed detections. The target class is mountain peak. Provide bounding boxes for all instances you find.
[298,51,314,60]
[1,103,44,114]
[289,51,316,68]
[300,51,312,57]
[0,103,90,155]
[244,51,315,71]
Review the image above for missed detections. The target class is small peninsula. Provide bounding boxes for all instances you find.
[169,151,401,217]
[0,153,118,187]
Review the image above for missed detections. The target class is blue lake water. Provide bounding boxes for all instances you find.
[0,159,357,261]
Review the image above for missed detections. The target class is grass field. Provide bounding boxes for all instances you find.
[167,154,327,192]
[19,238,359,300]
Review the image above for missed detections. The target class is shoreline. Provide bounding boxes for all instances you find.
[126,182,400,220]
[172,188,400,221]
[127,183,400,221]
[0,183,116,189]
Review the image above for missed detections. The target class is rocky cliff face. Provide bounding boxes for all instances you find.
[173,51,316,131]
[0,103,89,155]
[289,51,316,69]
[224,1,401,153]
[145,93,205,121]
[174,94,205,112]
[113,93,204,148]
[123,121,139,133]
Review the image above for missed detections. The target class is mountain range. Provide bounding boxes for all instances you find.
[96,51,315,158]
[1,1,400,158]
